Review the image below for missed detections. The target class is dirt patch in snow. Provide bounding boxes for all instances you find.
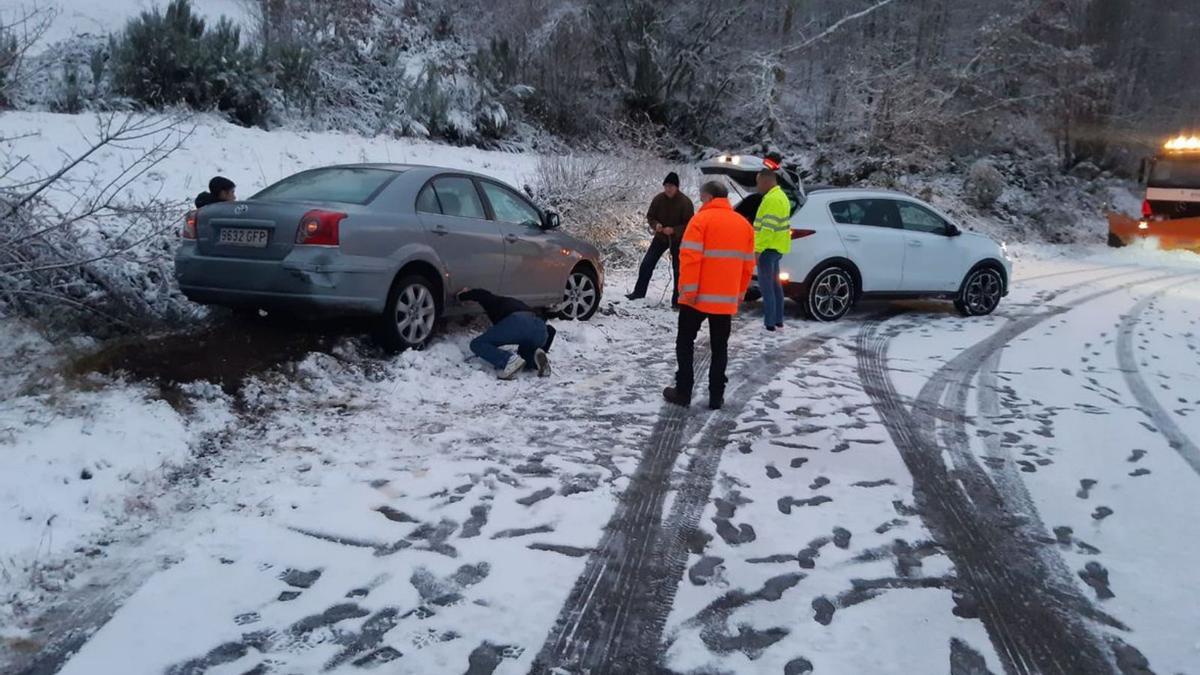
[69,314,368,398]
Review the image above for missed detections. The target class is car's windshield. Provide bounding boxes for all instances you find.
[1148,158,1200,189]
[253,167,398,205]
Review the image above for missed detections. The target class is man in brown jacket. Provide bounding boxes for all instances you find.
[626,172,695,307]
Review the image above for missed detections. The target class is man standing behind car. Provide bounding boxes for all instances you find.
[627,172,694,307]
[663,181,755,410]
[753,169,792,331]
[458,288,555,380]
[194,176,236,209]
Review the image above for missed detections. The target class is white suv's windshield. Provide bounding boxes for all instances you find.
[1149,158,1200,189]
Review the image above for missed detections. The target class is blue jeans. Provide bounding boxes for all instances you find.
[757,250,784,327]
[470,313,548,370]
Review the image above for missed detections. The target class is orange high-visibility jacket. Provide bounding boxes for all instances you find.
[677,197,756,315]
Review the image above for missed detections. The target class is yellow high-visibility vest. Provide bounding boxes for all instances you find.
[753,185,792,254]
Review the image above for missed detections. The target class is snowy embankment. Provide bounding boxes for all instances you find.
[0,111,542,206]
[34,0,250,49]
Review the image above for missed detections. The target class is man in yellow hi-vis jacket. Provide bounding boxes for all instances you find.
[753,170,792,330]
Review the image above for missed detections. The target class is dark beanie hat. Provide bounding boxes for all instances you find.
[663,172,680,187]
[209,176,235,194]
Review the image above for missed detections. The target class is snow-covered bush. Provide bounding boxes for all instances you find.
[0,114,200,336]
[247,0,517,146]
[0,25,17,108]
[109,0,268,127]
[528,154,692,268]
[965,160,1005,210]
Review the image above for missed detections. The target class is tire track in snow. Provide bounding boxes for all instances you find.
[858,268,1186,675]
[1116,277,1200,476]
[531,321,858,674]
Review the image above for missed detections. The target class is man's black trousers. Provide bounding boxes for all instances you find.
[675,304,731,400]
[632,235,680,304]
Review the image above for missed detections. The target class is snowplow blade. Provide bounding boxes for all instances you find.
[1107,211,1200,251]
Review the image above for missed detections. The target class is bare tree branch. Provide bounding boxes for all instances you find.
[775,0,903,58]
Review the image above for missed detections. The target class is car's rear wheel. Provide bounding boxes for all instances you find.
[805,265,855,321]
[955,266,1004,317]
[554,267,600,321]
[1107,231,1125,248]
[379,274,439,351]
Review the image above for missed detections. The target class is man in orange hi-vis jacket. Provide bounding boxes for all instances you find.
[663,180,756,410]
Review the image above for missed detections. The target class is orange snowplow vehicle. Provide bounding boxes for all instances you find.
[1108,135,1200,251]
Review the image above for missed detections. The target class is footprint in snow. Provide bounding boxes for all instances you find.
[1078,561,1115,599]
[812,596,836,625]
[1076,479,1097,499]
[1091,506,1114,521]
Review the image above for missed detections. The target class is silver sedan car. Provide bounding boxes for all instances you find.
[176,164,604,350]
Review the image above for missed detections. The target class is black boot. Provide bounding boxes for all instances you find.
[663,386,691,407]
[708,393,724,411]
[626,292,645,301]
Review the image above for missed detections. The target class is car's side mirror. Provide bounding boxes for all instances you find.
[542,211,562,230]
[946,223,962,237]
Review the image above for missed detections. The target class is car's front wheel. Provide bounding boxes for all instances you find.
[379,274,439,351]
[804,265,855,321]
[955,266,1004,317]
[554,266,600,321]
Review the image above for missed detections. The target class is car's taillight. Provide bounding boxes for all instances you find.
[1141,199,1152,218]
[182,210,198,239]
[296,210,346,246]
[790,228,816,239]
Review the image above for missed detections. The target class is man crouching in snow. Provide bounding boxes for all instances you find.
[458,288,555,380]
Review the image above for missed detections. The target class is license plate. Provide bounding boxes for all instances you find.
[219,227,269,248]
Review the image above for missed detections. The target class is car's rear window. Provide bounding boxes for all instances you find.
[253,167,398,205]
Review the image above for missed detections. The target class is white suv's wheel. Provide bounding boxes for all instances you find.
[955,266,1003,317]
[805,265,855,322]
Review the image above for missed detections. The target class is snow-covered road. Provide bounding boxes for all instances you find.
[4,251,1200,674]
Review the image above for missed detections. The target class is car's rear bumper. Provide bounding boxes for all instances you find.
[175,243,390,316]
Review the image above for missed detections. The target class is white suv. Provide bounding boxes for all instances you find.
[700,156,1012,321]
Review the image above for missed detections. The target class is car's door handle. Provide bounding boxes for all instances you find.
[908,240,923,247]
[432,225,449,236]
[843,234,861,242]
[504,234,520,243]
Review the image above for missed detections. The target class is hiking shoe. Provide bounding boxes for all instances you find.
[534,349,551,378]
[625,293,645,301]
[663,386,691,407]
[499,355,525,380]
[708,395,724,411]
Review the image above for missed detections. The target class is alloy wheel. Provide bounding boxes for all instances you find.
[811,269,852,320]
[964,269,1002,315]
[394,283,436,345]
[559,272,598,320]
